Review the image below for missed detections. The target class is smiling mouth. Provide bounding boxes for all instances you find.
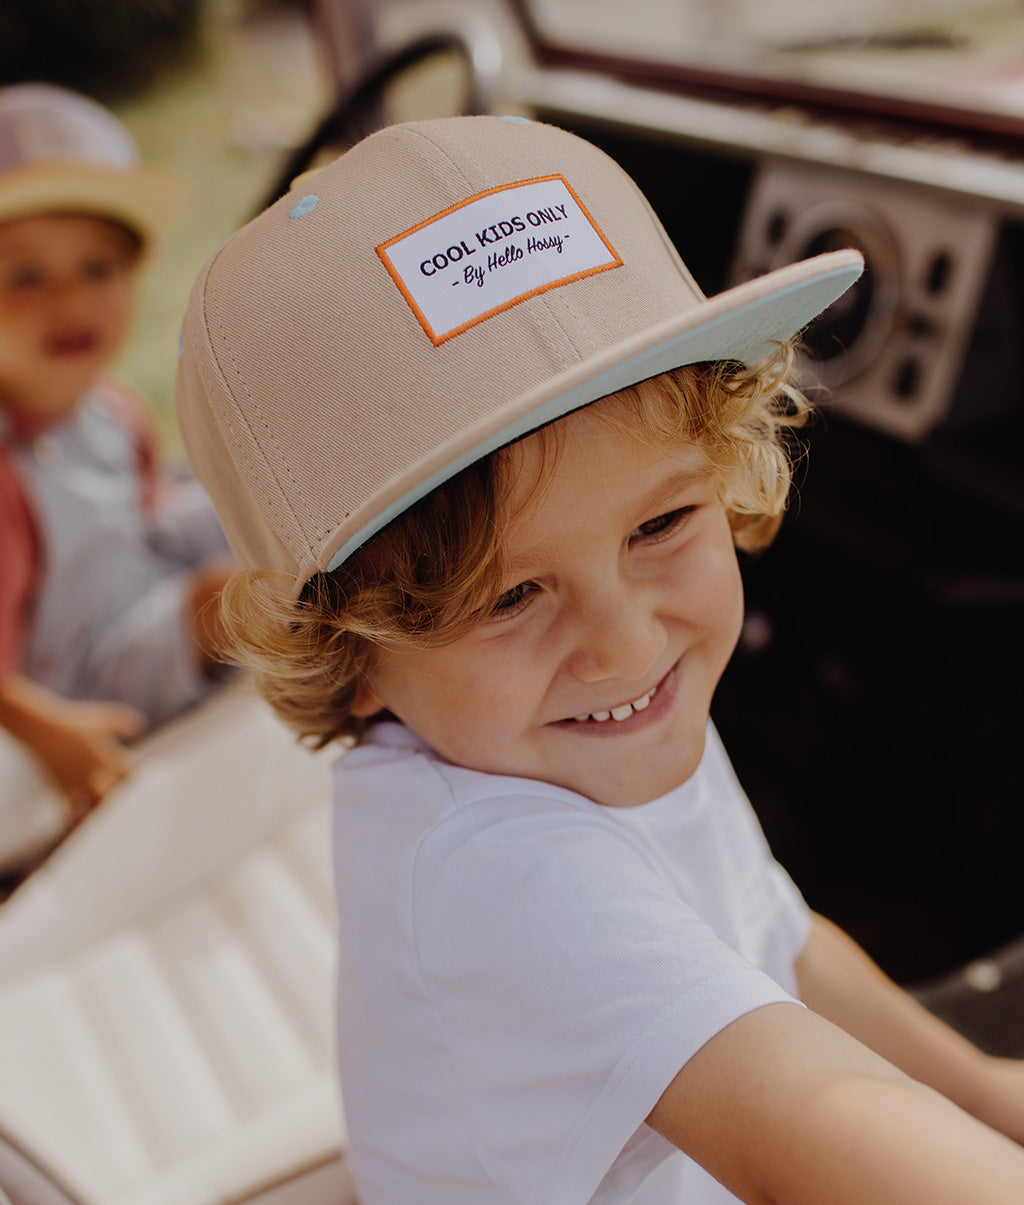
[572,684,656,724]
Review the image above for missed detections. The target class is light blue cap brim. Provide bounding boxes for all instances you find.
[325,249,864,572]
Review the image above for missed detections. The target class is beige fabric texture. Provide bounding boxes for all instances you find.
[176,115,862,593]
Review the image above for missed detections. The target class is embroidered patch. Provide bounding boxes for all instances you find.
[376,175,622,346]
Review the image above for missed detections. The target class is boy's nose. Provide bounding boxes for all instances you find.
[567,583,666,685]
[47,279,90,318]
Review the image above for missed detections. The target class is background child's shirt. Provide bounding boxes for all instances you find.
[332,720,810,1205]
[0,437,38,676]
[0,382,228,720]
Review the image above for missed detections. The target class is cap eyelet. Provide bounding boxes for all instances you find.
[289,195,319,219]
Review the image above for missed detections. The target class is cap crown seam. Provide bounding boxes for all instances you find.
[204,305,321,565]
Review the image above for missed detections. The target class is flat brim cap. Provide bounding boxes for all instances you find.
[177,115,862,592]
[0,163,186,244]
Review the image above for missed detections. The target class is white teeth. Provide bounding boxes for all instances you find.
[573,686,656,723]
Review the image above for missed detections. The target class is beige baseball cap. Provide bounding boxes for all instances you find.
[177,115,862,593]
[0,83,186,244]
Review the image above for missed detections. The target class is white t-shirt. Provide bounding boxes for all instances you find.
[332,721,810,1204]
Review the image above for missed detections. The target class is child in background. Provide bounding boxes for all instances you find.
[0,84,233,821]
[176,116,1024,1204]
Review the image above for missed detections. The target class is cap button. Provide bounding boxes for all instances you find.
[289,195,319,219]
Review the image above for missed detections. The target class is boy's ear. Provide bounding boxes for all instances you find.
[350,681,385,718]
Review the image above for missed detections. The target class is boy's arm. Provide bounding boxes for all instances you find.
[646,1000,1024,1205]
[0,673,146,817]
[795,911,1024,1145]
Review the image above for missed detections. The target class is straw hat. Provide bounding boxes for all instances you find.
[0,82,186,244]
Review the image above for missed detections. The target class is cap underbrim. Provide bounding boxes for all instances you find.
[0,163,188,244]
[325,247,864,574]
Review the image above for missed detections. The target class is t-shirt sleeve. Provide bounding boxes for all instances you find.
[0,448,39,675]
[412,802,799,1204]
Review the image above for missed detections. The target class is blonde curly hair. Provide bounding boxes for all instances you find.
[219,345,807,748]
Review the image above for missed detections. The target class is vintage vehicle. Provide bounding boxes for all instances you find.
[2,1,1021,1200]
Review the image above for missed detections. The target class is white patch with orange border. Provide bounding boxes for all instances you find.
[377,175,622,346]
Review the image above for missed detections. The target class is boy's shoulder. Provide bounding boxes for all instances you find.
[335,724,686,933]
[339,720,615,814]
[332,719,743,883]
[0,379,154,450]
[337,718,736,813]
[336,722,601,859]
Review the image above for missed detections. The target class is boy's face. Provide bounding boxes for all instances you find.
[0,214,138,419]
[355,395,745,807]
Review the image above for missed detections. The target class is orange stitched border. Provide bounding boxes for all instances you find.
[376,174,623,347]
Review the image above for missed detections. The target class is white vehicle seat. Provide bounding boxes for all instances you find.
[0,680,354,1205]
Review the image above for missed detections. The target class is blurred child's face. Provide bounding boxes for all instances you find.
[0,214,139,419]
[354,394,745,807]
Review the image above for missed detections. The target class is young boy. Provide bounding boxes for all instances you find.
[0,83,233,819]
[176,116,1024,1203]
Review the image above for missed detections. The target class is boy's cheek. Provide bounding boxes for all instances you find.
[666,542,743,620]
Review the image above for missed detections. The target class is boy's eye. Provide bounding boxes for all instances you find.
[491,581,535,617]
[4,266,45,291]
[81,256,120,282]
[632,506,695,542]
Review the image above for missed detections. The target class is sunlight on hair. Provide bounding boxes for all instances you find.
[219,344,808,747]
